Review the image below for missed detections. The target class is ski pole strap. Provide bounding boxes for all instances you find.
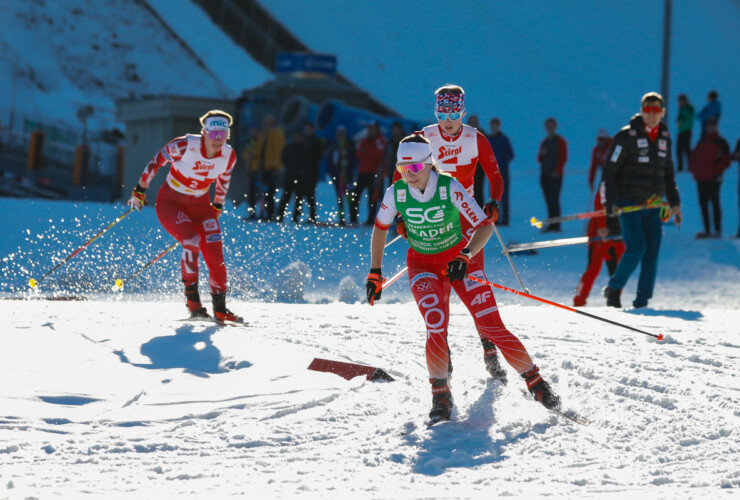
[465,274,663,341]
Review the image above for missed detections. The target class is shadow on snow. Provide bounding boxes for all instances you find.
[114,324,251,377]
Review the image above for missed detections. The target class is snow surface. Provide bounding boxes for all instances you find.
[1,167,738,497]
[0,0,270,132]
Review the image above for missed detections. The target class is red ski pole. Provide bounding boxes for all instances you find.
[465,274,663,341]
[29,208,134,288]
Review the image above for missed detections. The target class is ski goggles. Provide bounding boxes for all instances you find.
[642,105,663,114]
[396,162,427,175]
[435,111,463,122]
[205,129,228,141]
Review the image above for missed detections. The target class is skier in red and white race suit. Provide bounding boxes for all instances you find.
[573,182,625,306]
[127,110,242,323]
[392,84,507,380]
[369,135,560,421]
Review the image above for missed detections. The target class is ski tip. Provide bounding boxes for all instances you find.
[657,333,664,341]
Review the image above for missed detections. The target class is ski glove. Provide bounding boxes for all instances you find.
[484,199,499,222]
[605,204,618,218]
[395,214,407,239]
[127,184,146,211]
[366,268,385,305]
[446,251,470,282]
[212,203,223,218]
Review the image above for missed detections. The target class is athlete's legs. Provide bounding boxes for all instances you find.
[574,241,607,305]
[156,185,202,287]
[452,258,535,375]
[408,264,452,381]
[188,197,227,295]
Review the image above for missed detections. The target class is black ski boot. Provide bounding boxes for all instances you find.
[522,365,561,410]
[481,338,508,384]
[212,292,244,324]
[603,286,622,308]
[185,283,209,318]
[429,379,453,421]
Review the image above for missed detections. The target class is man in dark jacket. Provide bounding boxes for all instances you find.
[689,118,731,238]
[327,126,356,225]
[537,117,568,232]
[294,122,324,223]
[487,118,515,225]
[602,92,683,309]
[276,130,305,222]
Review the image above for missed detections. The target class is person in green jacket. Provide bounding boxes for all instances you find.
[676,94,694,172]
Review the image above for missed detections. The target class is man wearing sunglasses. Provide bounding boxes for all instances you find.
[127,110,243,323]
[391,84,508,383]
[602,93,682,309]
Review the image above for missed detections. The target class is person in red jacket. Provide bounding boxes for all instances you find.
[127,110,242,323]
[689,118,732,238]
[351,120,387,225]
[573,182,626,306]
[537,118,568,232]
[392,84,507,382]
[588,129,612,191]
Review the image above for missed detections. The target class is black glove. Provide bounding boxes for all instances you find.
[446,251,470,282]
[483,199,499,222]
[366,268,385,305]
[605,204,618,217]
[212,203,223,218]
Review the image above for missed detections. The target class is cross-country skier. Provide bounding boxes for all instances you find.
[127,110,242,323]
[573,182,625,306]
[368,135,560,422]
[391,84,508,382]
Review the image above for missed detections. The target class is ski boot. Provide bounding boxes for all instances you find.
[185,283,210,318]
[429,378,454,421]
[603,286,621,308]
[212,292,244,324]
[522,365,561,410]
[481,338,508,384]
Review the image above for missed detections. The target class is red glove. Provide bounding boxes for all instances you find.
[366,268,385,305]
[483,199,499,222]
[395,215,407,239]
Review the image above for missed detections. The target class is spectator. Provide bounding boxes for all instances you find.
[467,114,486,207]
[675,94,694,172]
[537,117,568,232]
[276,130,305,223]
[487,118,515,225]
[573,182,625,307]
[588,129,612,192]
[734,139,740,238]
[602,92,682,309]
[249,114,285,221]
[351,120,386,225]
[689,118,731,238]
[296,122,324,223]
[697,90,721,137]
[327,125,356,225]
[382,121,406,189]
[241,124,260,216]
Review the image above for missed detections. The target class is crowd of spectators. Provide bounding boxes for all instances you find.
[240,89,740,239]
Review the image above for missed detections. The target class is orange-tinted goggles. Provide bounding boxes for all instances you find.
[396,162,426,175]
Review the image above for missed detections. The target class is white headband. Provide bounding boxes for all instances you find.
[397,141,433,164]
[204,116,230,131]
